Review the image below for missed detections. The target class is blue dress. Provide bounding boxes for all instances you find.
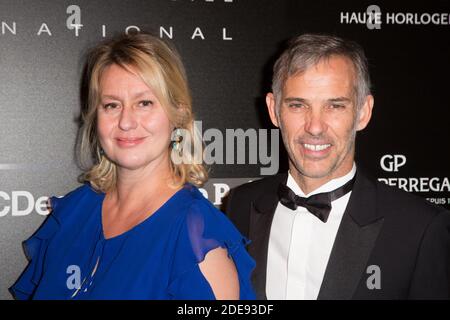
[9,183,256,300]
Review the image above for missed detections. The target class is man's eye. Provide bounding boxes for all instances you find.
[289,103,304,109]
[330,104,345,109]
[139,100,153,107]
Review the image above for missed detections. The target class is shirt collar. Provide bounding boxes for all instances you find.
[287,162,357,198]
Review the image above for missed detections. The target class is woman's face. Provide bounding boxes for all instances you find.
[96,64,173,172]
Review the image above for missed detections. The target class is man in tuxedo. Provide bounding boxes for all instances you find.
[225,34,450,299]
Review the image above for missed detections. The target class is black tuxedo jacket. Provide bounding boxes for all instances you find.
[225,170,450,299]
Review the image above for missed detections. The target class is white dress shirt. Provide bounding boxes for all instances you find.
[266,163,356,300]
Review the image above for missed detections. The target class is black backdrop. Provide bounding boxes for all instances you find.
[0,0,449,299]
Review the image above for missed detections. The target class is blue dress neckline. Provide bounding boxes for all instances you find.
[98,185,188,242]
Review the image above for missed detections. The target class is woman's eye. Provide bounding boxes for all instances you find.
[139,100,153,107]
[103,103,118,110]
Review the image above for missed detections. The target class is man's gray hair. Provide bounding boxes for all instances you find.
[272,33,371,109]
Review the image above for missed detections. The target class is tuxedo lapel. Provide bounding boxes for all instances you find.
[248,173,287,300]
[318,170,384,300]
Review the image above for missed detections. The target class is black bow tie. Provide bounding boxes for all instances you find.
[277,175,356,223]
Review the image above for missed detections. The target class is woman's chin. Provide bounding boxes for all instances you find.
[113,159,150,172]
[107,150,170,173]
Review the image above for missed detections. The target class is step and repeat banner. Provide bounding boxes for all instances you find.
[0,0,449,299]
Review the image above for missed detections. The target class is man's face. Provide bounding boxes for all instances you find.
[267,55,373,184]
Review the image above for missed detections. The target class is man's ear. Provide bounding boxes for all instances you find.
[356,94,374,131]
[266,92,279,128]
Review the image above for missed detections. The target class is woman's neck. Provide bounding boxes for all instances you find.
[111,154,175,206]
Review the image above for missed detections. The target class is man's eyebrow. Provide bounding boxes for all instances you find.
[283,97,310,104]
[327,97,352,103]
[283,97,352,104]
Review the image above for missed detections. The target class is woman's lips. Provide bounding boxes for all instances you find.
[115,137,146,147]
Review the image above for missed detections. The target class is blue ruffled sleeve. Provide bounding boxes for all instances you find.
[167,197,256,300]
[8,197,63,300]
[9,184,95,300]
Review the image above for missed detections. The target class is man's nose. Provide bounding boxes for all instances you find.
[304,109,327,136]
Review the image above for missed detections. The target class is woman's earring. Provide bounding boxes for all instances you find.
[171,128,183,155]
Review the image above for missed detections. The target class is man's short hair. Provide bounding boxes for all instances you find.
[272,33,371,110]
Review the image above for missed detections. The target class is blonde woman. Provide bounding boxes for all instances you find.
[10,33,255,300]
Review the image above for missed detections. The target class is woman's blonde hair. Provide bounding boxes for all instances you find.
[78,32,207,192]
